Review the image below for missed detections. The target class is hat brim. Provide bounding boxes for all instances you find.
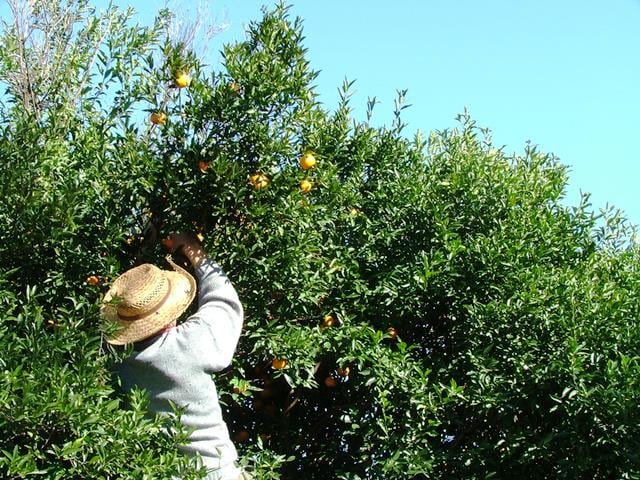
[102,258,197,345]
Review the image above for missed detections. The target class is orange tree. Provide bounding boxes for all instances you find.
[1,1,639,479]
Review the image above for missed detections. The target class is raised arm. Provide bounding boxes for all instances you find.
[166,233,244,372]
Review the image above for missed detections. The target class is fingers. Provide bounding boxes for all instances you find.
[161,232,201,253]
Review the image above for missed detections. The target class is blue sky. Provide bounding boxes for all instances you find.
[3,1,639,226]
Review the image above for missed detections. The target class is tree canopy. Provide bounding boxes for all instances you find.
[1,1,638,479]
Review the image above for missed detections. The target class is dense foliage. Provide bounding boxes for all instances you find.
[1,1,638,479]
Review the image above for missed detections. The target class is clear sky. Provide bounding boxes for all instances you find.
[4,1,639,227]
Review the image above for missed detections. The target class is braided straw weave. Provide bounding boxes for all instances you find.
[101,257,196,345]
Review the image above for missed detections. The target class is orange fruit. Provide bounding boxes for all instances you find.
[337,366,350,377]
[250,173,270,191]
[161,237,174,251]
[198,160,209,172]
[388,327,398,340]
[324,376,338,388]
[299,151,316,170]
[229,81,242,94]
[150,112,167,125]
[322,314,336,328]
[174,71,191,88]
[300,179,313,193]
[271,358,287,370]
[86,275,100,286]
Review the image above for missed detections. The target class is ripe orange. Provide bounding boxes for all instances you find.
[299,151,316,170]
[161,237,174,251]
[198,160,209,172]
[324,376,338,388]
[388,327,398,340]
[322,314,336,328]
[174,71,191,88]
[337,366,350,377]
[150,111,167,125]
[250,173,270,191]
[300,179,313,193]
[86,275,100,286]
[271,358,287,370]
[229,81,242,94]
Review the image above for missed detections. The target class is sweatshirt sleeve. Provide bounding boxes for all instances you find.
[175,258,244,373]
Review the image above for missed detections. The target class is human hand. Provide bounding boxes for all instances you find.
[162,232,207,268]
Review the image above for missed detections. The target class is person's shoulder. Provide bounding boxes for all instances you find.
[174,312,209,336]
[133,328,185,359]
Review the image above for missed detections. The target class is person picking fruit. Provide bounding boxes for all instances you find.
[101,233,251,480]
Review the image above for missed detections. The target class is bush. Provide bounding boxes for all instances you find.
[1,1,638,479]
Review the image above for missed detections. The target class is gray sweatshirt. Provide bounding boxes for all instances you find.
[115,259,244,480]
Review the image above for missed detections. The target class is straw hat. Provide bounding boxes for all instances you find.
[101,257,196,345]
